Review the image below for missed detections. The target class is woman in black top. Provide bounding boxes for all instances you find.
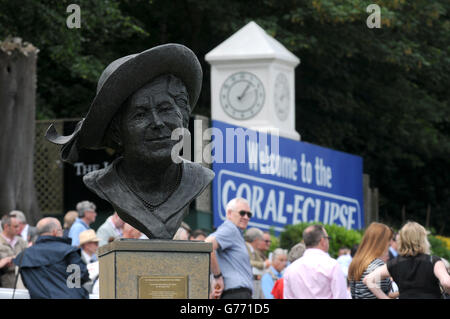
[365,221,450,299]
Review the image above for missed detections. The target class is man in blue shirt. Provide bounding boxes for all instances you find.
[68,201,97,246]
[206,197,253,299]
[261,248,288,299]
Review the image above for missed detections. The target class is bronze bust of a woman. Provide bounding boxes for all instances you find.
[46,44,214,239]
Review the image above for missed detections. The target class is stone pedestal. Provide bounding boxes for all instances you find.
[98,239,212,299]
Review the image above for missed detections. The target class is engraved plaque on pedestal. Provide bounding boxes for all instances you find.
[98,239,212,299]
[138,276,187,299]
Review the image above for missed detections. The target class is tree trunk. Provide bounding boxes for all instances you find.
[401,205,406,224]
[425,204,431,229]
[0,37,40,224]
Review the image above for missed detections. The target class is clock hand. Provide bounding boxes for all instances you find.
[240,88,258,101]
[238,84,251,100]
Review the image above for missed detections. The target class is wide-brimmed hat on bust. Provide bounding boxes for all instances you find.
[79,229,100,246]
[45,43,203,164]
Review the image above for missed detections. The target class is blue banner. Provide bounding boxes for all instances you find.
[211,120,364,233]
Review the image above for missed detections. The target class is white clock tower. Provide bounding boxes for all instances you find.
[205,21,301,140]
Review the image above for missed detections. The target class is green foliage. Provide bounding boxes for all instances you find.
[0,0,148,119]
[280,0,450,233]
[280,222,362,258]
[269,233,280,253]
[266,226,280,253]
[429,235,450,261]
[1,0,448,233]
[280,223,309,251]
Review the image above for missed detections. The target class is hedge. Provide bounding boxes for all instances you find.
[279,222,362,259]
[429,235,450,261]
[277,222,450,261]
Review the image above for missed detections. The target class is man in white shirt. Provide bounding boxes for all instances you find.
[96,212,124,246]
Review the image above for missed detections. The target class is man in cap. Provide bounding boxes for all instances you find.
[46,44,214,240]
[14,217,89,299]
[68,200,97,246]
[79,229,100,293]
[79,229,100,264]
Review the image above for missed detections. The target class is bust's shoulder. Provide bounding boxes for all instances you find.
[182,160,215,182]
[82,158,121,200]
[182,159,211,170]
[83,160,115,187]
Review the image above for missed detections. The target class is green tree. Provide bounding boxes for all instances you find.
[1,0,448,234]
[0,0,148,119]
[276,0,449,233]
[118,0,450,232]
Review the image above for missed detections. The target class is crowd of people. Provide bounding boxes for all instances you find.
[1,197,450,299]
[0,201,138,297]
[206,197,450,299]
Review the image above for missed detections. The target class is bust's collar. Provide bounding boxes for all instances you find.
[84,157,214,239]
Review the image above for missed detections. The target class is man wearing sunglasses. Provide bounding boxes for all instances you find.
[205,198,253,299]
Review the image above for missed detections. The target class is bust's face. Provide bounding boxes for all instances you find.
[120,75,187,163]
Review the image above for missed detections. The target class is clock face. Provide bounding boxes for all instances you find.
[220,71,265,120]
[274,73,290,121]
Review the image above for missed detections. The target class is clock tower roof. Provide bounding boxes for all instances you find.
[205,21,300,66]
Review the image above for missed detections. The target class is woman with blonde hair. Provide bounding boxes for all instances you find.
[365,221,450,299]
[348,222,395,298]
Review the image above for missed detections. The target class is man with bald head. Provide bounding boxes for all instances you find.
[283,224,349,299]
[122,223,142,239]
[14,217,89,299]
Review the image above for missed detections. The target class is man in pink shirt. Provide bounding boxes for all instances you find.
[283,224,350,299]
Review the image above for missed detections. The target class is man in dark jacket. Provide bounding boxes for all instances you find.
[13,217,89,299]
